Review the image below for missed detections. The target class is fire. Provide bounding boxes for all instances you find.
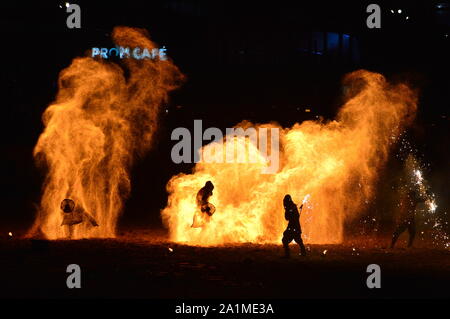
[162,70,417,245]
[30,27,183,239]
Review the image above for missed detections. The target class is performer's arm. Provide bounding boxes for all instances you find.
[83,211,99,226]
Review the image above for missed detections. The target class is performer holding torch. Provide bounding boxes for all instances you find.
[60,198,99,238]
[192,181,216,228]
[282,194,307,257]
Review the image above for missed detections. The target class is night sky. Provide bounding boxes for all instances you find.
[1,1,449,234]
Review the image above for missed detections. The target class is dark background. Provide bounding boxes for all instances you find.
[1,1,449,236]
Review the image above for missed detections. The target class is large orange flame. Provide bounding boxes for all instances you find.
[162,70,417,245]
[31,27,183,239]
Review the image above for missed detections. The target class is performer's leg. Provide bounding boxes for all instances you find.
[192,211,202,228]
[391,223,407,248]
[282,230,292,257]
[294,233,307,256]
[67,225,73,239]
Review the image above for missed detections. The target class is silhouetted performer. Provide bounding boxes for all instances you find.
[61,198,99,238]
[391,190,418,248]
[282,195,306,257]
[192,181,215,228]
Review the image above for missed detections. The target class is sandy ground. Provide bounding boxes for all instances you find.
[0,231,448,299]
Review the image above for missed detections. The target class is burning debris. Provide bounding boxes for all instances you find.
[162,70,418,246]
[29,27,184,239]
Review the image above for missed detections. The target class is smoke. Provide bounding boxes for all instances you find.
[30,27,184,239]
[162,70,418,245]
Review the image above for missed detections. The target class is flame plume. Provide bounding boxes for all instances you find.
[162,70,417,245]
[30,27,183,239]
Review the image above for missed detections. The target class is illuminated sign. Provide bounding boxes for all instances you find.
[91,46,167,60]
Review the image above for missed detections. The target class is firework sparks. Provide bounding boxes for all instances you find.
[302,194,311,205]
[428,200,437,213]
[398,152,448,248]
[407,157,437,214]
[413,169,423,184]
